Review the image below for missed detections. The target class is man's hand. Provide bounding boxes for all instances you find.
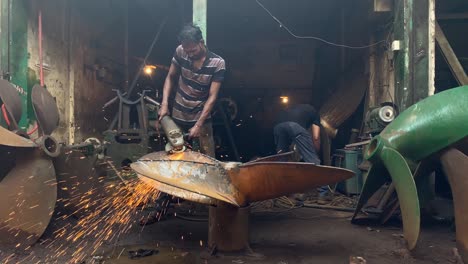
[188,124,202,139]
[158,104,169,121]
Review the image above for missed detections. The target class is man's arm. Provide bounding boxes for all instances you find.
[188,81,221,138]
[159,63,180,119]
[312,124,321,152]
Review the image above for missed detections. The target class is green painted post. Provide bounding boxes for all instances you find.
[394,0,432,112]
[10,0,30,128]
[0,0,35,129]
[193,0,207,42]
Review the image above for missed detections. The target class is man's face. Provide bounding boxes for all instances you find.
[182,41,204,60]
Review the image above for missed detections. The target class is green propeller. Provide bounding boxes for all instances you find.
[353,86,468,249]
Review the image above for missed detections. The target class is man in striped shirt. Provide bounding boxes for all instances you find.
[159,24,225,157]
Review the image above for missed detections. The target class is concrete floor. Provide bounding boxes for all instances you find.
[3,205,459,264]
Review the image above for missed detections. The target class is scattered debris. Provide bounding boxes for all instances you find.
[349,256,367,264]
[128,249,158,259]
[232,260,244,264]
[391,248,411,260]
[452,247,464,264]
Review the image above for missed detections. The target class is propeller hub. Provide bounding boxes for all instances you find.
[366,136,384,162]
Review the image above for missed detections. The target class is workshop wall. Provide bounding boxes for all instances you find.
[27,0,125,143]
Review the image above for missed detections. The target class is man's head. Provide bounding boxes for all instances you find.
[178,24,205,60]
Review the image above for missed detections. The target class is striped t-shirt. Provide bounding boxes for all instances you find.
[171,45,226,125]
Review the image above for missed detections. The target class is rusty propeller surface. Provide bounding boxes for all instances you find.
[0,125,37,148]
[0,79,22,125]
[440,148,468,263]
[31,84,59,135]
[131,151,355,206]
[0,148,56,248]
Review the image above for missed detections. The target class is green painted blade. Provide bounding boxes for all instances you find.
[352,163,390,222]
[378,86,468,161]
[380,147,420,250]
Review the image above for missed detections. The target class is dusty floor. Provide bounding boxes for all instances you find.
[0,204,460,264]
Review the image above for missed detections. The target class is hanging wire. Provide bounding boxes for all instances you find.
[255,0,387,49]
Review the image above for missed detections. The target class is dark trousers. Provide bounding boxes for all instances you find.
[274,122,320,164]
[274,122,328,196]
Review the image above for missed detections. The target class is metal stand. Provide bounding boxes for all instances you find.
[208,203,250,252]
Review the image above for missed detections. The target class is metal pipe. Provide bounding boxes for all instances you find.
[38,10,44,86]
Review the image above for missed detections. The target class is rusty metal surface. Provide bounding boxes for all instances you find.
[319,64,368,138]
[0,79,22,125]
[230,162,354,203]
[0,125,37,148]
[138,176,217,205]
[0,149,57,248]
[132,151,355,207]
[131,151,241,206]
[31,84,59,135]
[440,148,468,264]
[208,204,250,252]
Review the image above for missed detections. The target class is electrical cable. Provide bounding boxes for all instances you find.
[255,0,387,49]
[1,104,11,126]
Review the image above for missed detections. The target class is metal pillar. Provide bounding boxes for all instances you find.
[393,0,435,112]
[193,0,207,42]
[208,204,250,252]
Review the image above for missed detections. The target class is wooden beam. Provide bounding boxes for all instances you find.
[435,21,468,85]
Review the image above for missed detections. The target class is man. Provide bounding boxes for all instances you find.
[141,24,225,225]
[158,24,226,157]
[274,103,330,202]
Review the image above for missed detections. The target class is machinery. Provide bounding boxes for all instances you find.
[364,102,398,136]
[0,80,105,248]
[352,86,468,262]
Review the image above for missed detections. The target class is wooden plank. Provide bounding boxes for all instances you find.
[435,22,468,85]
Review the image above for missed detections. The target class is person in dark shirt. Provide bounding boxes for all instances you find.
[274,104,321,164]
[274,104,330,200]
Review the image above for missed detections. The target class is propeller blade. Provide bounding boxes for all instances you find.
[131,151,241,206]
[132,151,353,207]
[351,163,390,222]
[380,147,420,250]
[377,85,468,161]
[0,125,37,148]
[0,79,22,125]
[440,148,468,263]
[31,84,59,135]
[0,148,57,248]
[229,162,354,203]
[246,151,296,163]
[138,176,217,205]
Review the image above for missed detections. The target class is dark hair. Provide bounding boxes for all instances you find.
[178,24,203,43]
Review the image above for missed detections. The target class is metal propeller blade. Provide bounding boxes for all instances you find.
[246,151,296,163]
[379,147,420,249]
[131,151,355,207]
[31,84,59,135]
[0,79,22,125]
[229,162,354,203]
[132,151,241,206]
[440,148,468,263]
[138,176,217,205]
[0,125,37,148]
[0,148,57,248]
